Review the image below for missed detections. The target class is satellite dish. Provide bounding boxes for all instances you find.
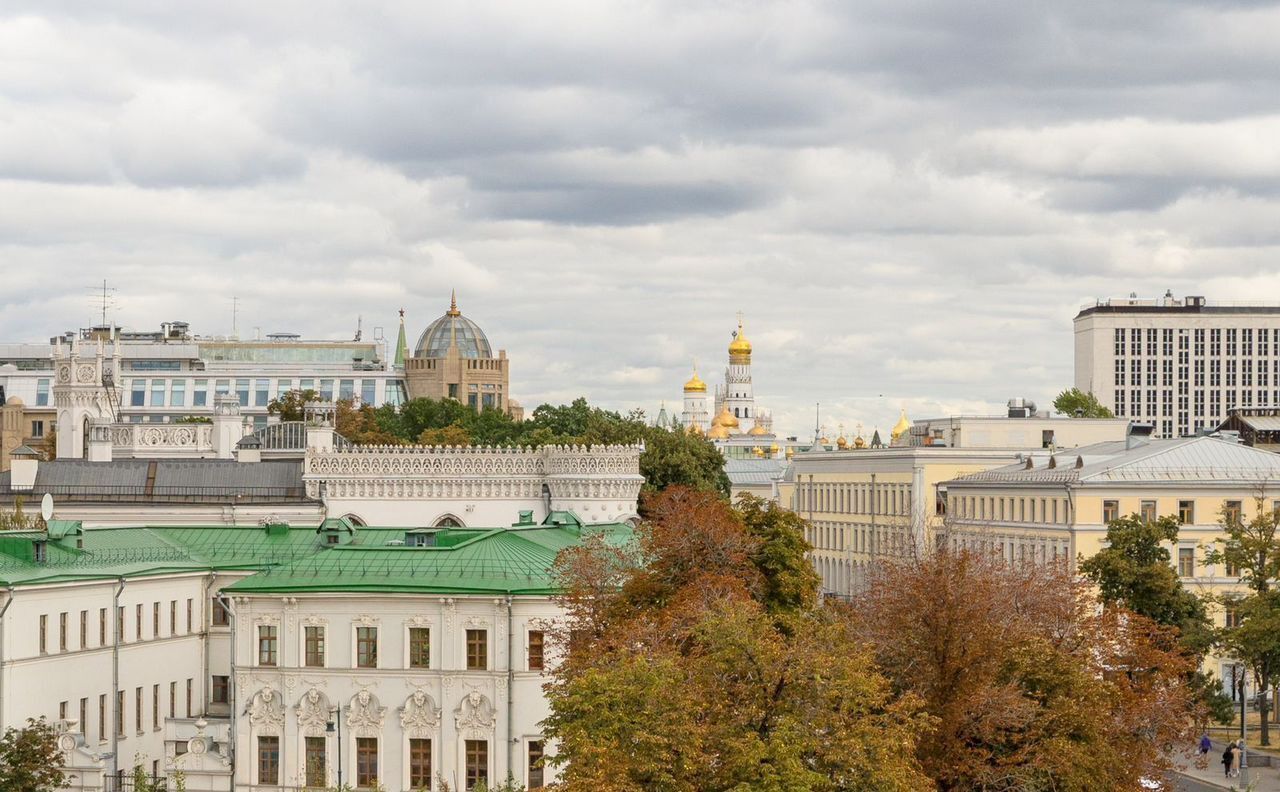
[40,493,54,522]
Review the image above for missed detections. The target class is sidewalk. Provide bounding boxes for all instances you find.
[1175,745,1280,791]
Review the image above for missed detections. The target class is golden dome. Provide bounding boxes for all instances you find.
[686,422,704,436]
[747,424,769,436]
[770,442,780,453]
[712,406,740,429]
[752,446,764,457]
[728,318,752,363]
[707,423,731,440]
[835,434,848,449]
[785,446,795,458]
[891,409,911,442]
[683,369,707,393]
[854,435,867,449]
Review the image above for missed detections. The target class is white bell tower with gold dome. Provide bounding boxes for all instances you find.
[716,315,760,433]
[681,364,710,432]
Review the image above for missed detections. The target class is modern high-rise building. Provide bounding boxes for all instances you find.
[1074,293,1280,438]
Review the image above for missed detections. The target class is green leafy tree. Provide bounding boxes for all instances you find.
[0,717,66,792]
[1203,495,1280,745]
[1080,513,1231,723]
[637,424,730,499]
[0,497,37,531]
[1053,388,1115,418]
[735,494,820,618]
[266,388,321,421]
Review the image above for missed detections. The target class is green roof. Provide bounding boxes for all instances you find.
[0,520,634,595]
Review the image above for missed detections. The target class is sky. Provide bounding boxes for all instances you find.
[4,1,1280,439]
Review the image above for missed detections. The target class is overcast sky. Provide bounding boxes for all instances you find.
[4,1,1280,438]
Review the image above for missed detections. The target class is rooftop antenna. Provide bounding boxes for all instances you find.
[87,280,117,328]
[231,295,240,340]
[355,315,363,342]
[814,402,821,444]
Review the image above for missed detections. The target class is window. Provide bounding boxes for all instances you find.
[215,378,230,398]
[136,604,142,641]
[356,737,378,788]
[170,380,186,407]
[1140,500,1157,523]
[356,626,378,668]
[528,740,545,789]
[186,679,192,717]
[99,694,106,742]
[130,379,146,406]
[409,738,433,789]
[1225,607,1243,628]
[258,736,280,785]
[212,675,229,705]
[235,379,250,406]
[258,625,278,666]
[193,379,208,407]
[135,687,143,733]
[360,379,376,405]
[254,378,270,407]
[116,691,125,737]
[59,612,67,652]
[36,378,50,406]
[409,627,430,669]
[528,630,545,671]
[169,682,176,718]
[320,379,334,400]
[30,420,44,438]
[117,606,125,642]
[304,626,325,667]
[1179,500,1195,525]
[149,379,166,407]
[153,684,160,730]
[39,614,46,654]
[186,598,193,633]
[339,379,355,400]
[1225,500,1243,523]
[1103,500,1119,524]
[212,597,229,626]
[1178,547,1195,578]
[466,739,488,790]
[467,629,488,670]
[80,698,87,736]
[100,608,107,646]
[276,379,293,399]
[305,736,327,788]
[153,602,160,638]
[60,701,67,721]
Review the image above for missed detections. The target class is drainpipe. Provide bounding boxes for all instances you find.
[0,585,15,729]
[201,572,214,725]
[220,593,237,787]
[112,576,125,782]
[505,595,515,782]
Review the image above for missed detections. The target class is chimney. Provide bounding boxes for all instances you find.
[9,445,39,490]
[1125,421,1155,450]
[212,395,243,459]
[235,434,262,464]
[86,419,113,462]
[304,401,336,453]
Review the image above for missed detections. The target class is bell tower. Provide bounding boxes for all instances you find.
[53,333,121,459]
[720,314,757,433]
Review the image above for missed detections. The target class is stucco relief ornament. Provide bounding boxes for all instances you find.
[76,364,96,383]
[247,688,285,734]
[57,365,71,383]
[454,690,496,736]
[346,690,386,737]
[296,688,331,737]
[399,690,441,737]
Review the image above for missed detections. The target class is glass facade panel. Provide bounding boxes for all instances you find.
[360,379,375,404]
[170,380,186,407]
[131,379,146,406]
[236,379,250,405]
[254,378,269,407]
[150,379,166,406]
[36,378,50,406]
[339,379,355,400]
[193,379,207,406]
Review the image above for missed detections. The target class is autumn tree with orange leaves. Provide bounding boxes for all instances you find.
[542,488,932,792]
[851,549,1200,792]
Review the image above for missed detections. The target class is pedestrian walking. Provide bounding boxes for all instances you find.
[1198,733,1212,755]
[1223,741,1236,778]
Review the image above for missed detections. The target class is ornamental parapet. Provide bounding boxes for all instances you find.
[111,422,215,458]
[305,443,643,478]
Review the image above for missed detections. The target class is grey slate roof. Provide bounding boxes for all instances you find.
[0,459,309,502]
[724,458,786,487]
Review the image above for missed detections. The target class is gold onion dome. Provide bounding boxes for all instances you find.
[748,424,769,436]
[707,423,731,439]
[770,442,780,453]
[683,369,707,393]
[891,409,911,442]
[712,406,739,429]
[836,434,848,449]
[728,318,752,363]
[686,423,704,436]
[854,435,867,449]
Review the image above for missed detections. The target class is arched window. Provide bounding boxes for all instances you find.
[734,407,740,418]
[433,514,464,528]
[340,514,367,527]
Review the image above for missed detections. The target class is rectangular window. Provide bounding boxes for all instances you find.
[170,379,186,407]
[356,737,378,788]
[258,736,280,785]
[409,627,430,669]
[135,687,142,733]
[135,604,142,641]
[258,625,278,666]
[1225,607,1242,628]
[360,379,376,405]
[1225,500,1243,523]
[305,736,327,788]
[116,691,125,737]
[212,675,229,705]
[99,694,106,742]
[1179,500,1195,525]
[214,378,230,398]
[1178,547,1195,578]
[319,379,334,400]
[1140,500,1157,523]
[130,379,146,406]
[153,684,159,730]
[39,614,46,654]
[1103,500,1119,524]
[466,739,489,790]
[356,626,378,668]
[275,379,293,399]
[254,378,270,407]
[528,630,545,671]
[169,682,176,719]
[528,740,545,789]
[467,629,488,670]
[100,608,107,646]
[149,379,166,407]
[235,379,250,406]
[409,738,433,789]
[80,698,87,736]
[186,598,193,633]
[304,625,325,667]
[153,602,160,638]
[36,378,50,406]
[59,701,67,721]
[212,597,229,626]
[193,379,208,407]
[59,612,67,652]
[339,379,355,400]
[79,610,87,649]
[30,420,44,438]
[186,679,192,717]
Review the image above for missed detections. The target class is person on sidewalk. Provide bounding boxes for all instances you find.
[1199,733,1212,756]
[1223,741,1236,778]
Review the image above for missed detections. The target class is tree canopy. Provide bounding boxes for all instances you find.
[0,718,66,792]
[1052,388,1115,418]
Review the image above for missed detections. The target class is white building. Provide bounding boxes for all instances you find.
[907,400,1130,450]
[1075,292,1280,438]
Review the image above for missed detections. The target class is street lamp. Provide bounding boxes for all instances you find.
[326,707,343,788]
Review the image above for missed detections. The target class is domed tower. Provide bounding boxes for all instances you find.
[404,292,517,417]
[716,315,758,432]
[680,364,710,432]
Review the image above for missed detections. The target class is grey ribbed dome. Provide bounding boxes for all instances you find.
[413,298,493,359]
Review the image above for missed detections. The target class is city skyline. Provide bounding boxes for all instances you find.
[4,2,1280,436]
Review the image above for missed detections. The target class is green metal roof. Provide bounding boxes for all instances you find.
[0,520,634,595]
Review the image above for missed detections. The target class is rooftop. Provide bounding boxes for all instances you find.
[1076,294,1280,318]
[0,459,309,503]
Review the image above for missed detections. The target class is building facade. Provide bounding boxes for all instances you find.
[1075,293,1280,439]
[403,295,520,419]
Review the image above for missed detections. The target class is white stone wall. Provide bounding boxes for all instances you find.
[229,592,562,792]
